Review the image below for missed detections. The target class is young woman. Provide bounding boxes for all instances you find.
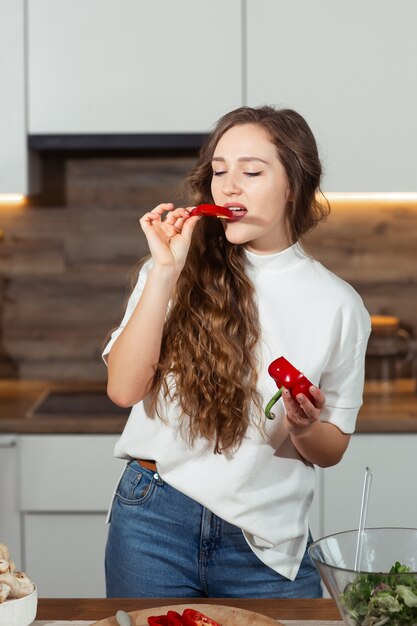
[103,106,371,598]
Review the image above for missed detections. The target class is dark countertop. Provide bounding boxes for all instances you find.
[0,380,128,434]
[1,379,417,434]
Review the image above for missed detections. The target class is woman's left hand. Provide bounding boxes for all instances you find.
[282,386,326,435]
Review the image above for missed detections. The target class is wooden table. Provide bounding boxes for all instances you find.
[35,598,342,623]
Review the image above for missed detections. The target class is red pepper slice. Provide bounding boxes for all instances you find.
[148,616,170,626]
[265,356,316,419]
[181,609,221,626]
[189,204,236,220]
[166,611,185,626]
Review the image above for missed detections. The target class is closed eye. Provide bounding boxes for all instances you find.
[212,170,262,177]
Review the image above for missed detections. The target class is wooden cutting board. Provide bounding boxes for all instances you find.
[91,603,284,626]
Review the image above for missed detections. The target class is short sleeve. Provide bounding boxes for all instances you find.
[102,258,153,363]
[319,302,371,434]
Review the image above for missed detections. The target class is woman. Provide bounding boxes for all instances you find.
[103,106,371,598]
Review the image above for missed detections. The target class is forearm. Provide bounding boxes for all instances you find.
[107,265,179,407]
[289,420,350,468]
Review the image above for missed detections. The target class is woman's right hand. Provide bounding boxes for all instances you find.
[139,202,200,273]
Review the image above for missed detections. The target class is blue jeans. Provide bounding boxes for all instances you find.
[105,460,322,598]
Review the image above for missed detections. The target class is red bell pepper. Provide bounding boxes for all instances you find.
[265,356,316,419]
[166,611,185,626]
[148,611,183,626]
[147,609,220,626]
[148,615,170,626]
[189,204,236,220]
[181,609,221,626]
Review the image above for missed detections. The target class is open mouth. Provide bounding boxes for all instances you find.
[223,204,247,220]
[190,204,246,221]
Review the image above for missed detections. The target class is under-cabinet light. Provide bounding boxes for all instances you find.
[324,192,417,203]
[0,194,26,205]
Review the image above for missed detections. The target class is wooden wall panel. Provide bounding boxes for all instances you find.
[0,153,416,380]
[304,204,417,339]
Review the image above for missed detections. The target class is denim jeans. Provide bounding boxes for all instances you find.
[105,460,322,598]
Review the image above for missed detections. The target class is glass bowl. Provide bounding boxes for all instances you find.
[308,528,417,626]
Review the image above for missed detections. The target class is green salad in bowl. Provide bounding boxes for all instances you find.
[308,528,417,626]
[341,561,417,626]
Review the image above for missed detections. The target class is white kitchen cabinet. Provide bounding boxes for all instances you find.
[0,435,21,567]
[322,433,417,536]
[28,0,242,134]
[24,513,110,598]
[18,435,124,597]
[246,0,417,192]
[0,0,39,194]
[5,430,415,597]
[19,435,124,511]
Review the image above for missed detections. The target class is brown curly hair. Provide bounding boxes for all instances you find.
[147,106,329,454]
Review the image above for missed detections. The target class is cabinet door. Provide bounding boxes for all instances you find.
[0,0,39,194]
[24,513,108,597]
[0,436,21,566]
[28,0,242,134]
[19,435,125,511]
[322,434,417,536]
[19,435,124,597]
[246,0,417,192]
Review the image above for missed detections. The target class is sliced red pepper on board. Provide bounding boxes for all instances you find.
[147,609,221,626]
[181,609,221,626]
[166,611,185,626]
[265,356,317,419]
[148,615,170,626]
[189,204,236,220]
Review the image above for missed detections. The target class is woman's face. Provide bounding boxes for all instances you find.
[210,123,293,254]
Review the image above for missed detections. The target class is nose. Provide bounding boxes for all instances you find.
[222,171,242,196]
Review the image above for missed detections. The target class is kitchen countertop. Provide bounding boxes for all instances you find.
[34,597,341,622]
[0,380,127,434]
[33,623,342,626]
[1,379,417,434]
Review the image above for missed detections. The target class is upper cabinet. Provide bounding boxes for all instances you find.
[4,1,416,193]
[0,0,39,194]
[28,0,242,134]
[246,0,417,192]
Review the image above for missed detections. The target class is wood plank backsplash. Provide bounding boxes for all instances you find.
[0,154,416,380]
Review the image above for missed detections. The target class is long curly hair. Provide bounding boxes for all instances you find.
[147,106,329,454]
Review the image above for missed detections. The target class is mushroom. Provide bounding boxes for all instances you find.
[11,571,35,598]
[0,544,35,603]
[0,572,21,599]
[0,544,10,562]
[0,583,10,603]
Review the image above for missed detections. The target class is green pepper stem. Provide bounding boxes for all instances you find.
[264,386,284,420]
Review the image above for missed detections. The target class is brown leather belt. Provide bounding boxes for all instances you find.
[137,458,157,472]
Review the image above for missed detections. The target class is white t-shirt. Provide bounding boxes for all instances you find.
[103,242,371,580]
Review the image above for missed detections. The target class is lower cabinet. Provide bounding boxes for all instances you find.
[2,432,415,597]
[24,513,110,597]
[0,435,21,566]
[18,435,125,598]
